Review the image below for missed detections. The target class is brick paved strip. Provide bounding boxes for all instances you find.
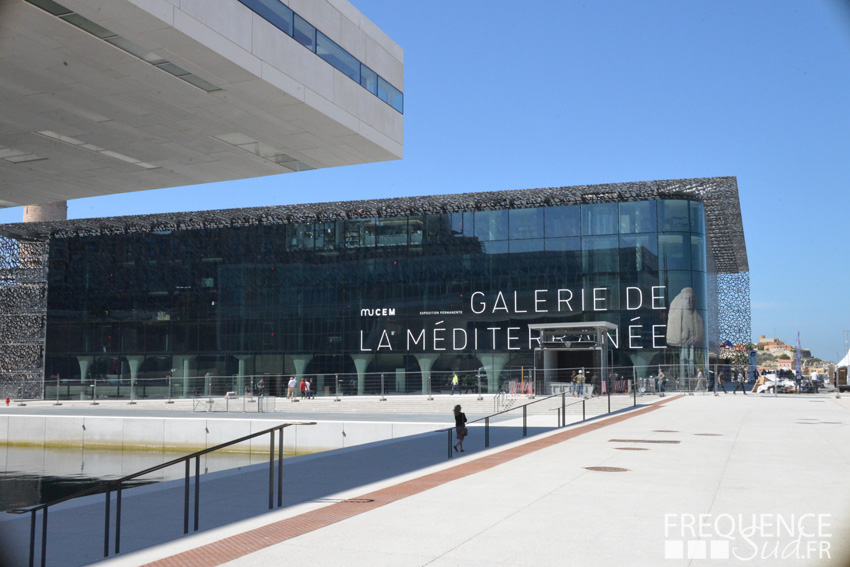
[143,396,680,567]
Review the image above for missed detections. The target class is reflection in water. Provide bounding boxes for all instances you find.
[0,445,291,512]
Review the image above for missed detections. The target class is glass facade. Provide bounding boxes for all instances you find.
[44,199,710,395]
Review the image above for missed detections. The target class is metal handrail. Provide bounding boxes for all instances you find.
[8,420,315,567]
[446,376,640,457]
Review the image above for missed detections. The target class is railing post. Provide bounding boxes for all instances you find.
[448,429,453,459]
[485,417,490,448]
[380,373,386,401]
[115,486,122,555]
[40,507,48,567]
[194,455,200,532]
[582,399,586,421]
[633,366,637,406]
[268,431,275,509]
[277,427,284,508]
[29,510,36,567]
[103,488,110,558]
[523,405,527,437]
[562,392,566,427]
[183,460,190,534]
[608,378,611,414]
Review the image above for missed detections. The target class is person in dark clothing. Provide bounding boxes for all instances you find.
[732,371,747,395]
[453,404,468,452]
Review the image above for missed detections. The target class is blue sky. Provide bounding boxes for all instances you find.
[2,0,848,360]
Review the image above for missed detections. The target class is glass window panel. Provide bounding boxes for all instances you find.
[509,239,545,253]
[659,233,692,270]
[360,64,378,95]
[343,220,376,248]
[581,203,618,235]
[662,272,694,308]
[691,272,708,311]
[240,0,293,36]
[509,208,544,240]
[585,274,620,311]
[582,235,619,273]
[474,210,508,241]
[658,200,690,232]
[690,201,705,234]
[482,241,509,255]
[544,206,580,237]
[408,217,424,245]
[619,234,658,273]
[287,224,314,250]
[376,217,408,246]
[450,212,474,238]
[690,235,706,272]
[545,236,581,252]
[316,31,360,82]
[377,77,404,113]
[293,14,316,52]
[315,222,337,250]
[619,201,657,234]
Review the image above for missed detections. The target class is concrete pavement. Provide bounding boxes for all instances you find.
[82,393,850,567]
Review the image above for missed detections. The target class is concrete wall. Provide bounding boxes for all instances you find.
[0,415,438,455]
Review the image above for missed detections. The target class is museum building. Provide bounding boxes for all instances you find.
[0,177,750,399]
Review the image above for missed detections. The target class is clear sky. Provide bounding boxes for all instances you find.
[2,0,848,360]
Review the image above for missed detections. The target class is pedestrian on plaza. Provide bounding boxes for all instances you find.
[287,376,297,399]
[695,368,707,393]
[657,368,666,397]
[453,404,468,453]
[309,377,315,398]
[451,372,459,395]
[732,371,747,395]
[257,378,265,412]
[575,371,584,397]
[300,377,308,398]
[718,369,729,394]
[795,371,802,394]
[304,377,311,399]
[570,370,578,396]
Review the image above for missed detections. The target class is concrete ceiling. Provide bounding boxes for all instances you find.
[0,0,402,209]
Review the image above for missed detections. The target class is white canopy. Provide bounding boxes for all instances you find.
[838,349,850,368]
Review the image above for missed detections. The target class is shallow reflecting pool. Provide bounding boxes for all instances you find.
[0,445,288,512]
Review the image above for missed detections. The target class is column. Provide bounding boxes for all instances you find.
[126,355,144,400]
[77,356,93,383]
[350,354,373,396]
[478,353,509,393]
[414,353,440,395]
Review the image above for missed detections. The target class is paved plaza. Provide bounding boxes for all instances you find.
[54,392,849,567]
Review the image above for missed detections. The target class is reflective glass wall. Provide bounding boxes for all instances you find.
[44,199,710,395]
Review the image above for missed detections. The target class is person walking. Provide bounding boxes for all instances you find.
[657,368,666,397]
[694,368,706,393]
[451,372,459,395]
[732,371,747,395]
[287,376,297,399]
[257,378,265,412]
[309,377,315,398]
[453,404,468,452]
[300,377,308,399]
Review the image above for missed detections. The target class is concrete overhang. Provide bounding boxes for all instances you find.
[0,0,404,208]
